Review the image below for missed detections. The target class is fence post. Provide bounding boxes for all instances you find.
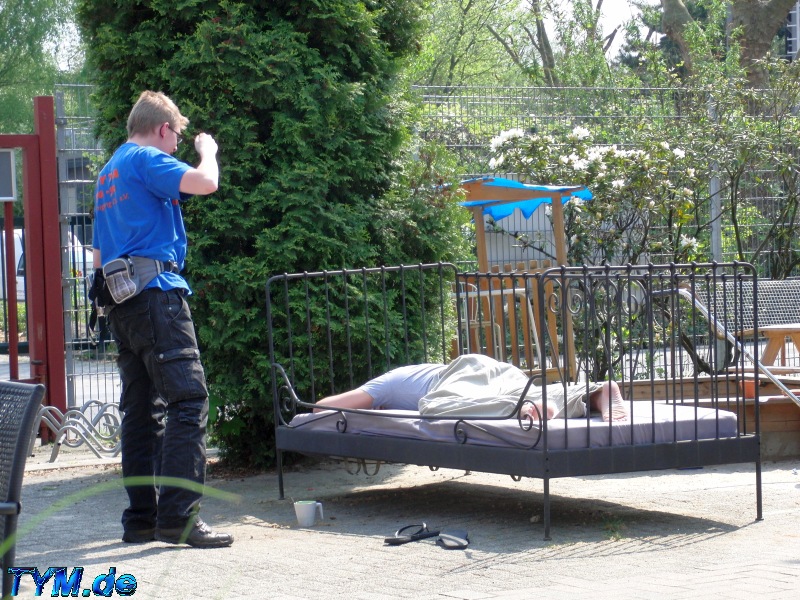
[28,96,67,415]
[708,94,723,262]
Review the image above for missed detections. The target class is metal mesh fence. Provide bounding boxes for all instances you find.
[55,84,118,409]
[53,83,800,398]
[412,85,797,276]
[412,86,698,175]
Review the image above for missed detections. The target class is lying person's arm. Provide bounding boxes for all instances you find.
[314,390,374,412]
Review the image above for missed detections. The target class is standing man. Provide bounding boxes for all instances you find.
[92,90,232,548]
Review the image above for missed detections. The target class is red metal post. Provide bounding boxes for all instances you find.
[33,97,67,413]
[17,134,46,391]
[0,134,37,390]
[3,201,18,380]
[0,98,67,436]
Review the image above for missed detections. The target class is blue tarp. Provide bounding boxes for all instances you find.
[459,177,592,221]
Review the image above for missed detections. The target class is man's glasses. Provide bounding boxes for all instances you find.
[168,125,183,145]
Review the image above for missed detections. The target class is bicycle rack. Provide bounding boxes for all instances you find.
[30,400,121,461]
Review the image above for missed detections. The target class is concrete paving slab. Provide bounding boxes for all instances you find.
[10,443,800,599]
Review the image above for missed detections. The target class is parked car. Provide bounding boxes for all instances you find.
[0,229,93,302]
[0,229,25,302]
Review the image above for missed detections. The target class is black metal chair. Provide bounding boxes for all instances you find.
[0,381,46,600]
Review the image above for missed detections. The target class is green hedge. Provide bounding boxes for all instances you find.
[77,0,471,467]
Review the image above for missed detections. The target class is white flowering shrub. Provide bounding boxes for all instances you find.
[489,123,705,266]
[489,123,714,380]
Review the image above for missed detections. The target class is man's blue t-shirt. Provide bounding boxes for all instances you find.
[92,143,192,293]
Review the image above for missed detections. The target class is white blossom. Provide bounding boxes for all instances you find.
[673,148,686,159]
[679,234,699,252]
[611,179,625,189]
[614,148,647,160]
[660,141,670,150]
[586,146,606,163]
[569,126,591,141]
[488,155,505,169]
[568,197,584,211]
[571,158,589,171]
[566,152,588,171]
[489,128,526,151]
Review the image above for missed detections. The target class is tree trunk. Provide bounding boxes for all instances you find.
[660,0,696,73]
[529,0,559,86]
[732,0,798,87]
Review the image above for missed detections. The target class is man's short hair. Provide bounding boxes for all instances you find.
[126,91,190,137]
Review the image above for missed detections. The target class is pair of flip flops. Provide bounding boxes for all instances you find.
[384,523,469,550]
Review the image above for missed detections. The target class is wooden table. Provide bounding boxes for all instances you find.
[759,324,800,366]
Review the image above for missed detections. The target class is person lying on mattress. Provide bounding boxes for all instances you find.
[315,353,628,422]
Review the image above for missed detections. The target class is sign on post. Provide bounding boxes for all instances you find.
[0,149,16,202]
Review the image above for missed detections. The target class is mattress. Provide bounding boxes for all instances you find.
[286,401,740,451]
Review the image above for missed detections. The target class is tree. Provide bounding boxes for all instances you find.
[544,0,622,86]
[485,0,562,86]
[661,0,798,87]
[409,0,643,89]
[76,0,471,467]
[0,0,76,132]
[409,0,533,87]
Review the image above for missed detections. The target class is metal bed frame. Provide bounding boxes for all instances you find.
[266,262,763,539]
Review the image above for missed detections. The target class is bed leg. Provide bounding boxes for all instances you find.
[543,477,551,541]
[277,449,285,500]
[755,456,763,521]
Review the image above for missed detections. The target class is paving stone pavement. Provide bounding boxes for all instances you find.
[10,443,800,599]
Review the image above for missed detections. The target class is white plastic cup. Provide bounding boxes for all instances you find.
[294,500,324,527]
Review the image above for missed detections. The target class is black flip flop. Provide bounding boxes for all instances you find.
[436,529,469,550]
[384,523,440,546]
